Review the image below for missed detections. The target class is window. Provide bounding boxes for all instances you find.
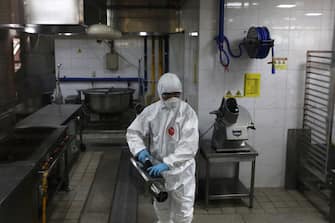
[12,37,21,72]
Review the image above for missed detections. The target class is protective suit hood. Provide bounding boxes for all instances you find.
[157,73,183,99]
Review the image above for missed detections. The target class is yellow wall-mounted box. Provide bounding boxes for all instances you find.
[244,73,261,97]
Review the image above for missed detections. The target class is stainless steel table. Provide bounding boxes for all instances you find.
[15,104,84,166]
[200,140,258,208]
[15,104,82,128]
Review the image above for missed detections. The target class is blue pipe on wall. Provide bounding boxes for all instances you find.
[59,77,143,82]
[218,0,225,43]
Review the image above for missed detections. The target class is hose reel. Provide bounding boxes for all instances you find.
[216,0,275,73]
[243,27,274,59]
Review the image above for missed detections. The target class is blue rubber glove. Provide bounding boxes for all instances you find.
[137,149,151,163]
[147,163,169,177]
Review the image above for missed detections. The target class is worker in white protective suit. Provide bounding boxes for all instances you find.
[126,73,199,223]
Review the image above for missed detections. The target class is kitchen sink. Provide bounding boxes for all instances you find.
[0,127,56,163]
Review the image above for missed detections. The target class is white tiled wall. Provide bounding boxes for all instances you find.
[55,38,145,98]
[180,0,200,110]
[55,35,197,104]
[55,0,199,107]
[198,0,335,187]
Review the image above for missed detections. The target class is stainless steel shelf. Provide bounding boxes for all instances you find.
[306,81,330,90]
[307,66,331,72]
[305,109,328,118]
[307,60,332,66]
[198,178,250,200]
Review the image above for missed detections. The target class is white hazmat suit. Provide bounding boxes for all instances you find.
[126,73,199,223]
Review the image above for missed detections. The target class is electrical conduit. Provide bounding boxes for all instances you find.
[144,37,148,92]
[164,35,169,73]
[159,37,163,78]
[151,37,156,98]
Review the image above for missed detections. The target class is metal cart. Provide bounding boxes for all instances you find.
[297,51,335,217]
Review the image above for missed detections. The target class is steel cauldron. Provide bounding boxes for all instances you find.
[83,88,135,114]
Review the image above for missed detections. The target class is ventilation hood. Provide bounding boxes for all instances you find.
[108,0,185,35]
[0,0,186,37]
[0,0,24,29]
[0,0,111,36]
[23,0,86,35]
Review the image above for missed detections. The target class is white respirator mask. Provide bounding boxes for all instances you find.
[163,97,181,109]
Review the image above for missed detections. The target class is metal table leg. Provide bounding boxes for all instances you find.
[62,151,70,191]
[249,159,256,208]
[77,115,86,151]
[234,162,240,182]
[205,159,210,209]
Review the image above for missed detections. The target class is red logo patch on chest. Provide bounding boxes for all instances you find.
[168,127,175,136]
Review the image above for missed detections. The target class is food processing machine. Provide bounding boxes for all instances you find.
[210,97,255,152]
[199,97,258,207]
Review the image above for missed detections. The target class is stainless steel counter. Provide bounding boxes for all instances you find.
[0,127,67,206]
[0,164,34,205]
[0,163,39,223]
[16,104,82,128]
[0,105,82,223]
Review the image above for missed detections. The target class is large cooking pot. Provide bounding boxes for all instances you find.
[83,88,135,114]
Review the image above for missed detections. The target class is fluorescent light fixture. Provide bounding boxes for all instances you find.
[139,32,147,36]
[276,4,296,8]
[251,2,259,6]
[6,24,24,29]
[305,12,323,16]
[58,33,73,36]
[226,2,242,8]
[24,27,37,34]
[189,31,199,37]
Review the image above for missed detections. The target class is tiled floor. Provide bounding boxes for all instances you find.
[49,151,328,223]
[49,152,102,223]
[138,188,328,223]
[194,188,328,223]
